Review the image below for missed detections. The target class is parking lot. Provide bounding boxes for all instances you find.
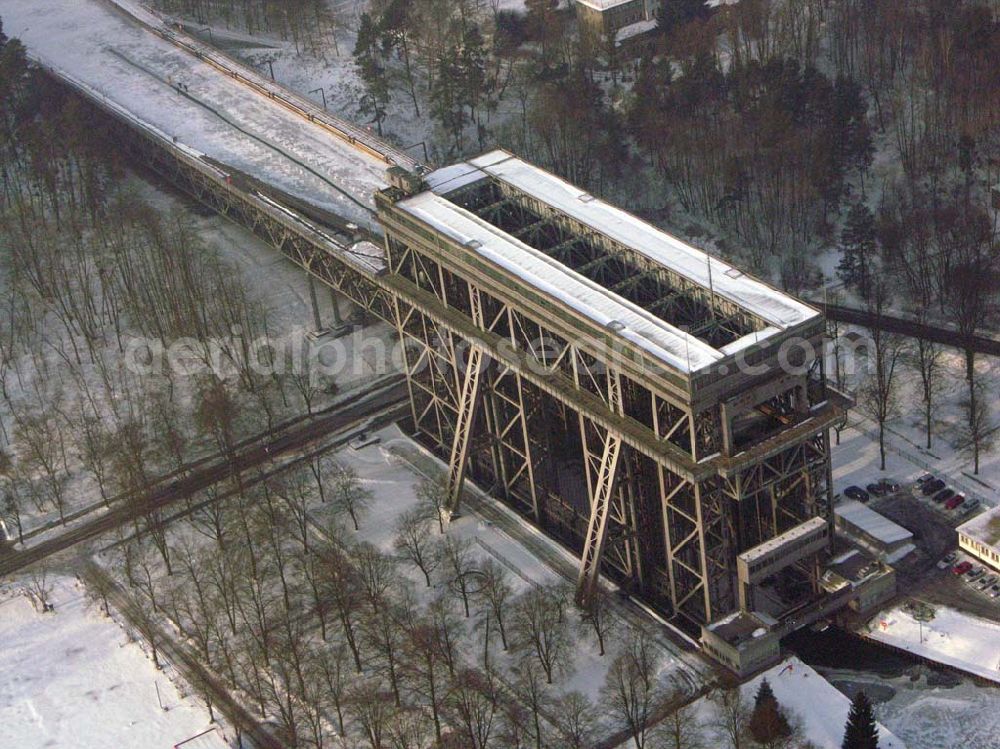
[852,476,1000,623]
[919,551,1000,622]
[867,490,957,579]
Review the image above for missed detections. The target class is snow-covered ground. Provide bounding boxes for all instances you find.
[136,178,399,388]
[830,323,1000,507]
[123,420,705,744]
[866,603,1000,684]
[878,677,1000,749]
[302,424,700,710]
[0,174,398,539]
[0,0,387,232]
[687,656,906,749]
[0,578,226,749]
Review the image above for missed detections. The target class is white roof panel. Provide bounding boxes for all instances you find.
[835,500,913,545]
[576,0,638,10]
[958,505,1000,550]
[397,192,723,374]
[457,151,819,332]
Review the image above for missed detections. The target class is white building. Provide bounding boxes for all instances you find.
[957,505,1000,572]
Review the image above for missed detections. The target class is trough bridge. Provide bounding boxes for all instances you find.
[3,0,847,634]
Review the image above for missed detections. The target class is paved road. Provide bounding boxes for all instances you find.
[0,379,408,578]
[81,560,285,749]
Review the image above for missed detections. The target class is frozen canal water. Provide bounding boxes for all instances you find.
[786,626,1000,748]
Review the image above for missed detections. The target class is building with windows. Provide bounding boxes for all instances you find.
[574,0,658,53]
[957,506,1000,572]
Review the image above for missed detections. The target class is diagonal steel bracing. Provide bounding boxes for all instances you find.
[576,372,625,607]
[444,287,487,516]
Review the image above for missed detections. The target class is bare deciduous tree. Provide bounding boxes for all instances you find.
[554,690,598,749]
[654,698,705,749]
[331,464,373,531]
[580,586,615,656]
[858,282,907,470]
[711,685,751,749]
[959,380,996,475]
[394,506,440,587]
[602,629,662,749]
[512,584,571,684]
[475,558,513,651]
[26,564,53,612]
[442,535,477,618]
[416,476,449,534]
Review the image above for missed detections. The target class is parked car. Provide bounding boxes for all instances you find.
[962,498,981,514]
[990,585,1000,599]
[866,479,900,497]
[922,478,946,496]
[937,552,958,570]
[917,473,935,485]
[844,485,870,502]
[946,494,967,511]
[954,561,973,575]
[977,574,997,591]
[967,566,985,581]
[933,488,955,504]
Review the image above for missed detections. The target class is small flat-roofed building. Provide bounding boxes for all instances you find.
[701,610,781,677]
[834,500,914,562]
[821,548,896,615]
[957,505,1000,572]
[737,517,831,610]
[575,0,657,52]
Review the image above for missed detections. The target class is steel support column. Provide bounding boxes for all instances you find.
[444,287,487,516]
[576,372,624,607]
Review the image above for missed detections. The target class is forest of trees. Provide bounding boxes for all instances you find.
[0,28,341,541]
[335,0,998,470]
[3,0,1000,745]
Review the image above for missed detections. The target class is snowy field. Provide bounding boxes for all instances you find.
[866,603,1000,684]
[686,656,906,749]
[0,0,388,232]
[0,175,398,540]
[121,421,706,744]
[0,577,226,749]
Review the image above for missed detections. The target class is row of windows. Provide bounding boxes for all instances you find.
[745,527,828,575]
[961,536,1000,565]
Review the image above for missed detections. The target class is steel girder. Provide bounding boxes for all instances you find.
[575,370,624,607]
[89,88,838,629]
[444,287,488,516]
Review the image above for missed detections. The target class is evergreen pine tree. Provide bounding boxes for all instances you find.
[657,0,709,35]
[748,678,791,746]
[837,200,877,295]
[842,691,880,749]
[353,13,390,136]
